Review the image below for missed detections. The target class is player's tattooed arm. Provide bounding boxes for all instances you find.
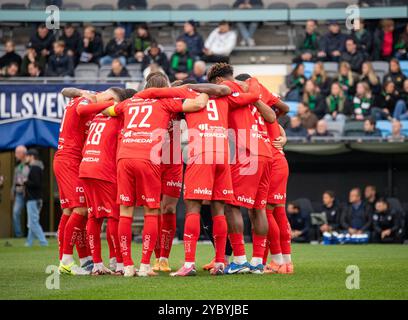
[185,84,231,97]
[254,100,276,123]
[182,93,209,112]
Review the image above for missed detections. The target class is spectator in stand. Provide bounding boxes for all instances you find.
[191,60,207,83]
[294,20,319,63]
[20,43,46,76]
[170,39,194,81]
[129,24,153,64]
[313,190,341,241]
[285,115,308,138]
[351,19,373,59]
[323,82,347,123]
[387,120,406,142]
[341,187,372,235]
[297,102,318,134]
[311,61,331,96]
[29,23,55,59]
[11,145,29,238]
[285,63,306,101]
[302,79,325,118]
[78,26,104,64]
[0,62,19,77]
[372,81,400,121]
[203,21,237,63]
[107,58,130,78]
[347,82,374,120]
[374,19,397,61]
[60,24,81,64]
[372,198,402,243]
[141,42,170,75]
[45,41,74,77]
[336,61,357,98]
[341,38,365,73]
[312,119,333,137]
[393,79,408,120]
[100,27,130,66]
[317,20,347,62]
[287,202,311,243]
[0,40,22,69]
[233,0,263,47]
[383,58,406,92]
[178,20,204,60]
[395,23,408,60]
[364,185,378,212]
[27,62,43,77]
[24,149,48,247]
[360,61,381,95]
[363,118,382,137]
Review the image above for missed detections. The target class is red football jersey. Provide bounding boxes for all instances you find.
[55,97,94,161]
[224,80,273,159]
[113,96,183,162]
[258,84,284,157]
[79,114,123,183]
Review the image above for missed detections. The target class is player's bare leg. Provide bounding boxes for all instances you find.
[154,195,178,272]
[224,204,250,274]
[137,207,160,277]
[170,199,201,277]
[209,201,228,275]
[248,208,268,274]
[59,206,92,275]
[118,205,136,277]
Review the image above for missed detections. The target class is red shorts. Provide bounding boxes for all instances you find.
[53,157,86,209]
[227,155,272,209]
[117,158,161,209]
[184,153,234,202]
[161,163,183,198]
[81,178,119,219]
[267,156,289,205]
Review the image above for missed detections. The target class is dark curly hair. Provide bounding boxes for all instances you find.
[207,63,234,83]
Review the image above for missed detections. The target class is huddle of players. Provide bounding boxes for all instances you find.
[54,62,293,277]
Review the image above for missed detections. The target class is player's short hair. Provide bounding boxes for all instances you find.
[145,72,169,89]
[235,73,251,81]
[124,88,137,99]
[207,63,233,83]
[107,87,128,102]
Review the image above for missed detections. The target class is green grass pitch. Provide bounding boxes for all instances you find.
[0,239,407,300]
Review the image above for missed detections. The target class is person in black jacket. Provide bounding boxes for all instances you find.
[107,58,130,78]
[29,23,55,59]
[341,188,372,235]
[177,20,204,60]
[372,198,402,243]
[129,24,153,64]
[340,38,365,73]
[78,26,104,64]
[317,20,347,62]
[141,42,170,75]
[45,41,74,77]
[372,80,400,121]
[60,23,81,65]
[0,40,22,69]
[285,63,306,101]
[24,149,48,247]
[294,20,320,63]
[312,190,341,241]
[100,27,130,66]
[383,58,407,92]
[287,202,311,243]
[351,19,373,59]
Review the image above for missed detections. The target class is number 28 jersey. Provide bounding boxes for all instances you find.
[113,96,184,162]
[79,114,123,183]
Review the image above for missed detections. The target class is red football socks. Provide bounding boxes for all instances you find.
[273,206,292,254]
[141,214,159,265]
[87,216,103,263]
[63,212,87,257]
[267,209,282,255]
[154,214,162,259]
[118,216,134,266]
[107,218,123,263]
[252,233,267,259]
[57,214,70,260]
[160,213,176,259]
[213,215,227,263]
[183,213,200,263]
[228,233,246,257]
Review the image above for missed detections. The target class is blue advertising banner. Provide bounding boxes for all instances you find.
[0,84,116,150]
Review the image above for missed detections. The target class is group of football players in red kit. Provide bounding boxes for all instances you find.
[54,63,293,277]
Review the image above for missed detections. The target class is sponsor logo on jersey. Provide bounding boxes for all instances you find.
[237,195,255,205]
[193,187,212,195]
[273,193,286,200]
[222,189,234,195]
[166,180,182,188]
[120,194,130,202]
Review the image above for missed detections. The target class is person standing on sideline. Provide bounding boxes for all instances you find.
[11,145,29,238]
[24,149,48,247]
